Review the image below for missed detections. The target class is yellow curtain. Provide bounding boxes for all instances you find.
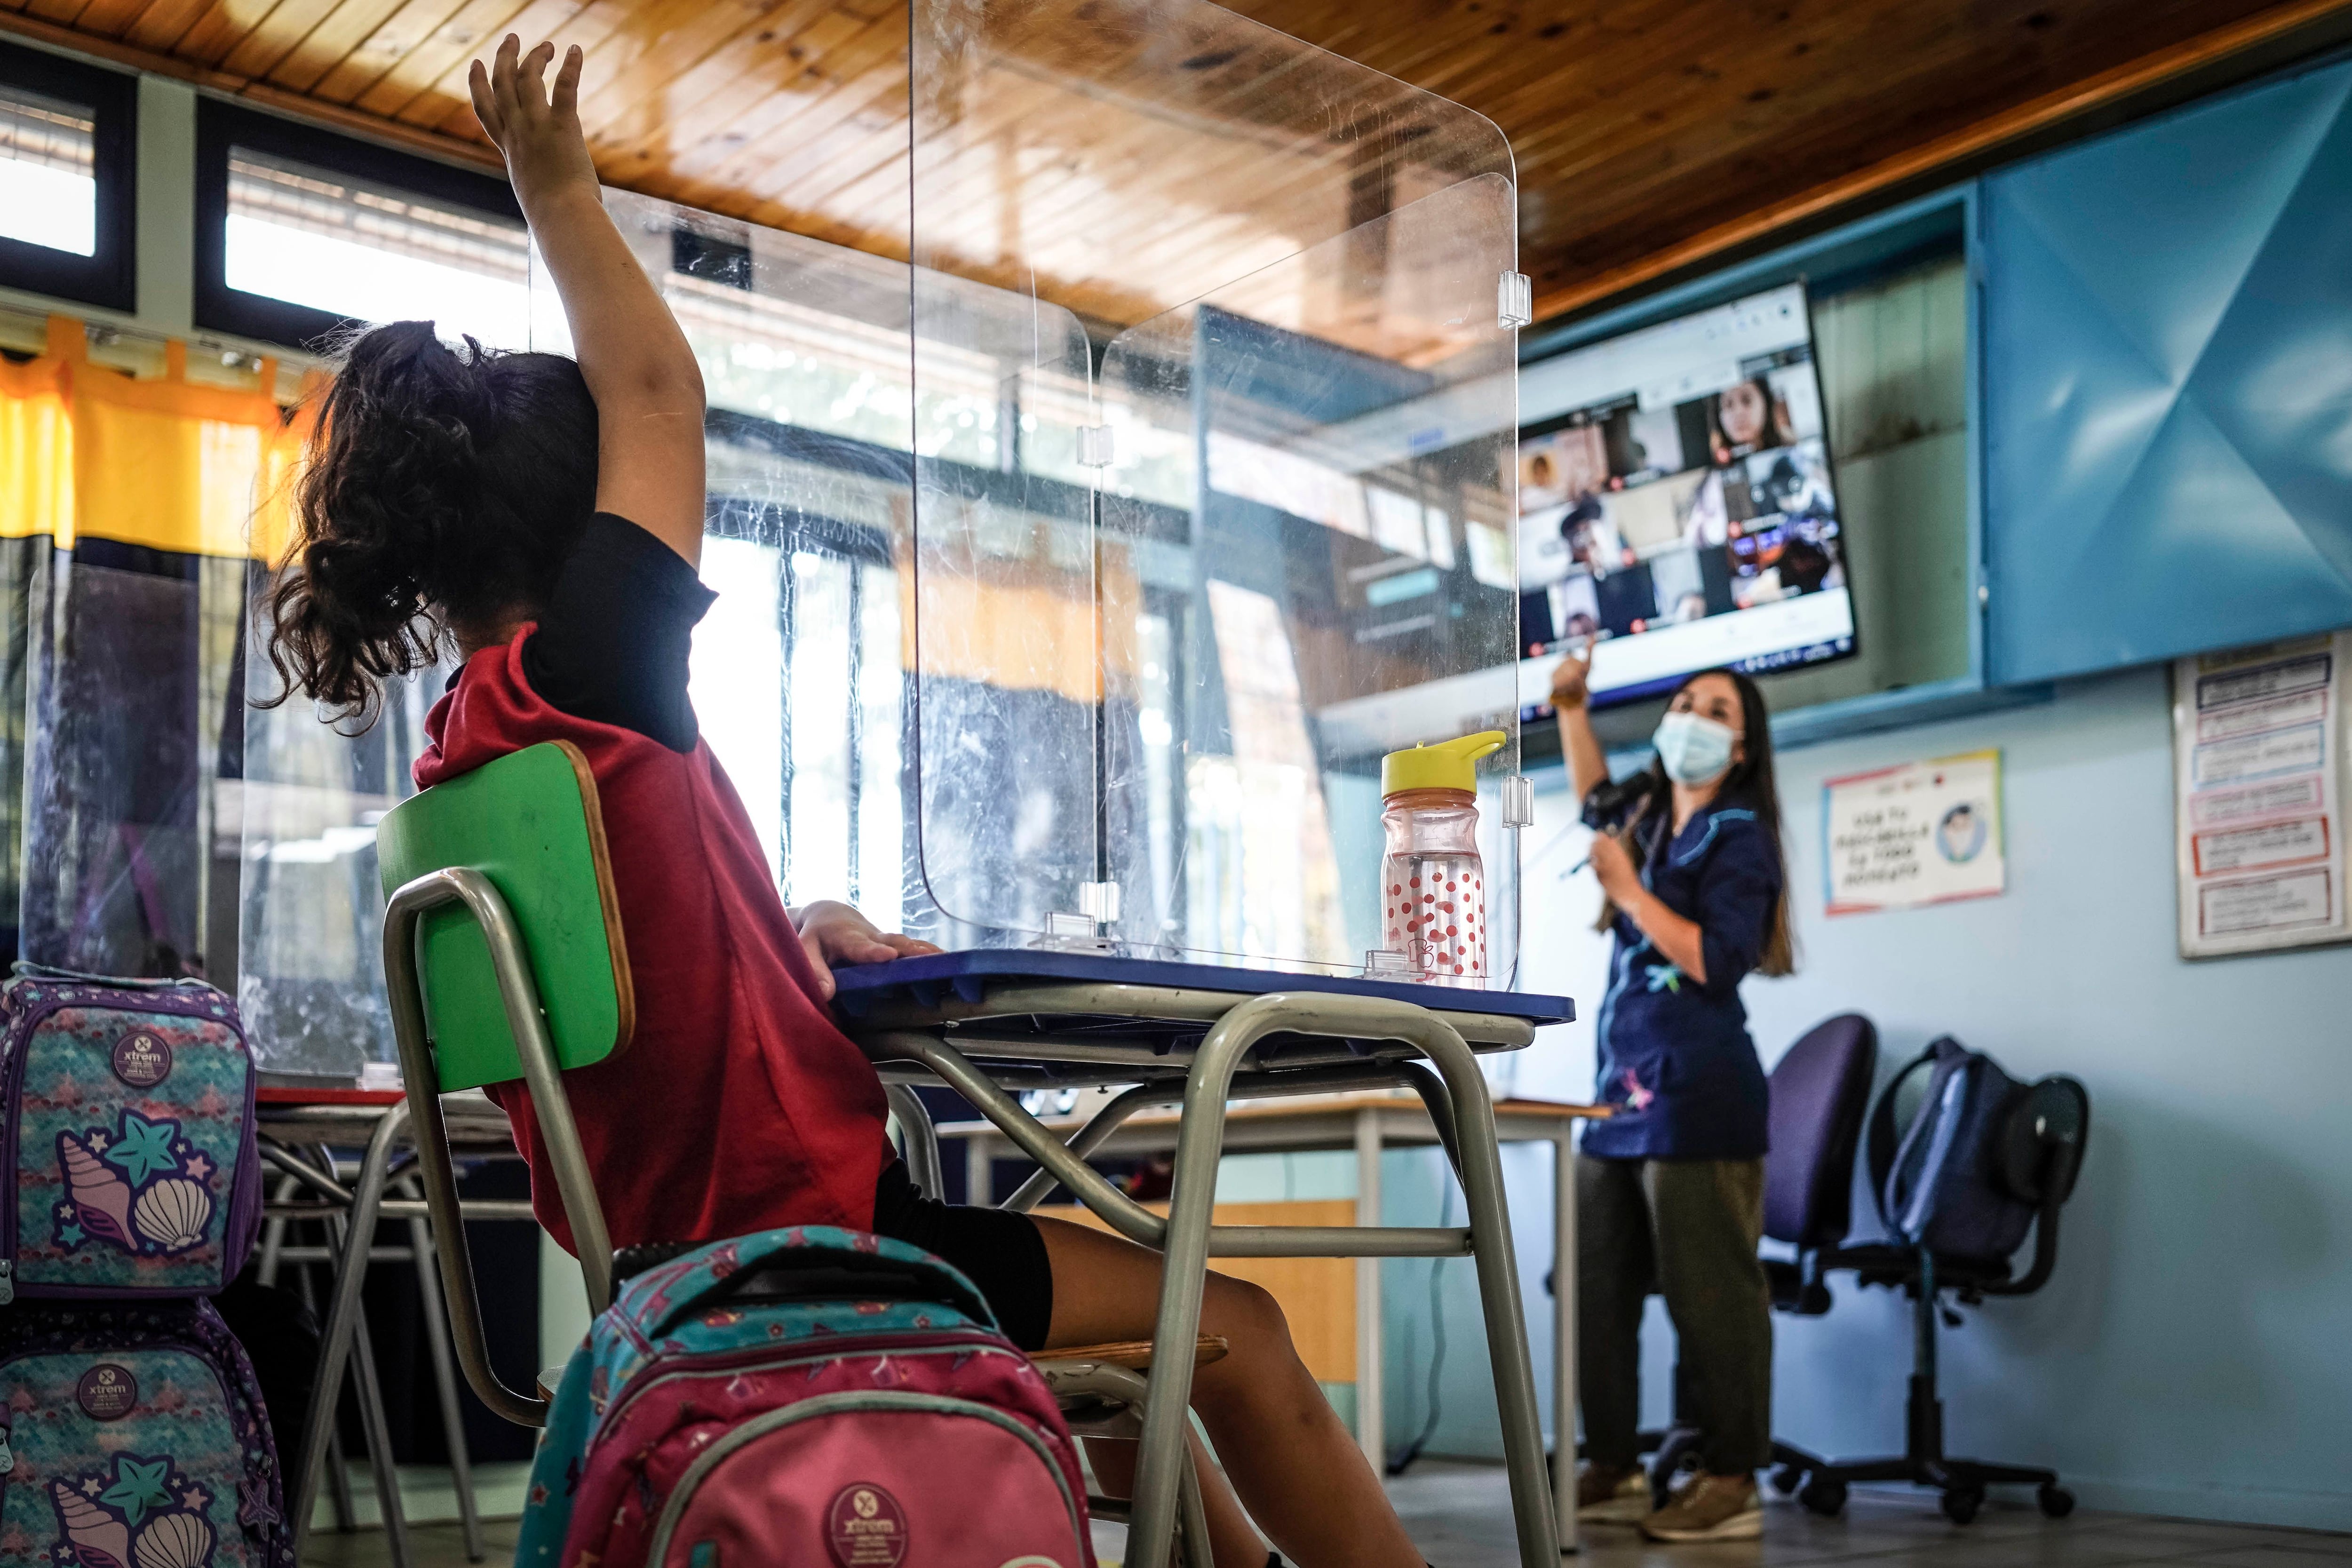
[0,321,74,546]
[0,315,305,561]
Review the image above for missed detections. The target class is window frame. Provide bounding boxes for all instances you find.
[0,42,137,313]
[194,98,525,351]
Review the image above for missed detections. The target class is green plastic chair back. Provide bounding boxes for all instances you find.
[376,740,634,1092]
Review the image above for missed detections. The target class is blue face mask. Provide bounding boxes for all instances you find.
[1654,710,1738,785]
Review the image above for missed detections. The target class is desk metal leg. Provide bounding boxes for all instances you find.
[1127,997,1286,1567]
[294,1102,408,1563]
[1554,1132,1578,1554]
[1420,1029,1559,1568]
[1354,1108,1383,1472]
[866,1003,1556,1567]
[1128,996,1564,1568]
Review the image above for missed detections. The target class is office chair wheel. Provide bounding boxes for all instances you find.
[1797,1479,1847,1517]
[2037,1485,2076,1519]
[1768,1463,1805,1497]
[1941,1485,1985,1525]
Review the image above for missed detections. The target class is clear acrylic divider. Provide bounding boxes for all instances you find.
[911,0,1524,979]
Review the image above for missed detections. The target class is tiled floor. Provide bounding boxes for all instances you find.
[298,1464,2352,1568]
[1388,1466,2352,1568]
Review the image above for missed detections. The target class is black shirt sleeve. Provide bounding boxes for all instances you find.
[522,512,717,753]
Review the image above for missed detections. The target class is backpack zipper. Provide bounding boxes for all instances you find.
[640,1390,1085,1566]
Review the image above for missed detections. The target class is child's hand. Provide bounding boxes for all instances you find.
[795,901,940,1000]
[469,36,598,215]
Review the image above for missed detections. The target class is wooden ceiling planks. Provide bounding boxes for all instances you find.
[4,0,2347,327]
[1218,0,2352,316]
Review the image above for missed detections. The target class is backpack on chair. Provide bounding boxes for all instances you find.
[1868,1035,2078,1263]
[517,1225,1094,1568]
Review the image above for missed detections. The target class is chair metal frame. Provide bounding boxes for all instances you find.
[382,865,615,1433]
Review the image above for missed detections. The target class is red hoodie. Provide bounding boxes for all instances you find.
[413,626,890,1253]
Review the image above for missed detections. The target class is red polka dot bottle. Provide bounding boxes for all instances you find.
[1376,731,1504,987]
[1380,841,1486,988]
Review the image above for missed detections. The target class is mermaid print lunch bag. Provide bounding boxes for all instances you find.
[0,972,260,1303]
[0,1297,293,1568]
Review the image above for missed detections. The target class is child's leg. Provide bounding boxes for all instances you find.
[1034,1214,1424,1568]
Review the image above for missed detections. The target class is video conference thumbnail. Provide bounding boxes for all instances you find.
[1517,346,1843,654]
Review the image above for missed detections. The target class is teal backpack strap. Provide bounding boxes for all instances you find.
[515,1337,598,1567]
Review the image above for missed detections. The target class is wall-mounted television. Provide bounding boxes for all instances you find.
[1516,280,1854,713]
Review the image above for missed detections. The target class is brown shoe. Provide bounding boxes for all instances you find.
[1575,1463,1652,1522]
[1641,1472,1762,1541]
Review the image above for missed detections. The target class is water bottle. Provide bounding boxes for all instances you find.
[1377,730,1505,987]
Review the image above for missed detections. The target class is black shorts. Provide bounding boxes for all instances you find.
[869,1159,1054,1351]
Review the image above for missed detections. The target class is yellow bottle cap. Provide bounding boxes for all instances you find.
[1381,730,1508,796]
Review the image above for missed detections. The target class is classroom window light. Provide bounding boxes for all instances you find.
[0,87,97,257]
[224,148,532,349]
[667,271,1005,465]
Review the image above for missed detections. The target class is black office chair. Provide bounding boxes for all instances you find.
[1641,1013,1879,1502]
[1768,1050,2091,1524]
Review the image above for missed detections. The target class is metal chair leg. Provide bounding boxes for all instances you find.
[292,1101,408,1563]
[257,1172,300,1287]
[399,1174,485,1562]
[342,1295,413,1568]
[290,1258,358,1533]
[883,1082,945,1200]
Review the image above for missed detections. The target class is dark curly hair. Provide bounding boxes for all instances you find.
[259,321,599,728]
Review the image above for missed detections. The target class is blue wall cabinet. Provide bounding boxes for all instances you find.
[1983,59,2352,685]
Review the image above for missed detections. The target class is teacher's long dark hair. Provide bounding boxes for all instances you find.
[1608,666,1797,976]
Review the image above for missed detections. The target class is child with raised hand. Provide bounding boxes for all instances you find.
[264,37,1430,1567]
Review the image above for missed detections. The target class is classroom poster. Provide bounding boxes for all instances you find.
[1823,750,2005,915]
[2173,633,2352,959]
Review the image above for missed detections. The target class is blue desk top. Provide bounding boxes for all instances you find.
[829,949,1573,1026]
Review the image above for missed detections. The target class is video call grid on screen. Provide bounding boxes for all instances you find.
[1515,281,1856,715]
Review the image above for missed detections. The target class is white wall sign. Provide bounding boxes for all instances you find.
[2173,633,2352,959]
[1824,749,2006,915]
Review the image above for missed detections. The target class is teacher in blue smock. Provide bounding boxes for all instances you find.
[1550,652,1796,1544]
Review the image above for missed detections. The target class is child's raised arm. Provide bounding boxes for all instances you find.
[470,37,706,567]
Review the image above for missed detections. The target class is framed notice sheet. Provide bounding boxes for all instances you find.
[1825,750,2006,916]
[2174,633,2352,958]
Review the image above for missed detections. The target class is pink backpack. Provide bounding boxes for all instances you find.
[517,1226,1094,1568]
